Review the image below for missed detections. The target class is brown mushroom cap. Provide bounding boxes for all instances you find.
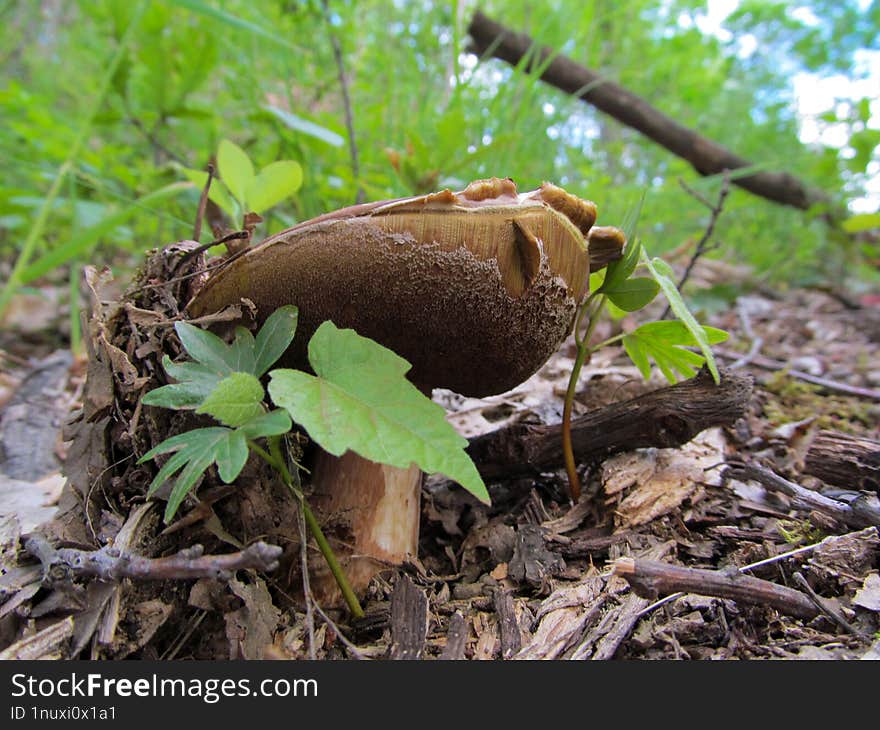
[188,178,624,396]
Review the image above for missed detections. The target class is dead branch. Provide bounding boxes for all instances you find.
[321,0,363,204]
[24,534,282,583]
[661,175,730,319]
[467,11,834,216]
[468,367,752,481]
[724,463,880,528]
[714,348,880,400]
[613,557,819,620]
[791,572,871,641]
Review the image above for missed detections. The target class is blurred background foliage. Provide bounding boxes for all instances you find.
[1,0,878,330]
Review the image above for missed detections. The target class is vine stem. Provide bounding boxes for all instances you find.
[250,440,365,619]
[562,293,606,502]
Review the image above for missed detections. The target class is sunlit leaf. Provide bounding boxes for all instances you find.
[196,372,264,427]
[217,139,254,208]
[268,321,489,504]
[246,161,303,213]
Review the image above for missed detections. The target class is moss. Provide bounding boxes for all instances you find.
[762,372,874,433]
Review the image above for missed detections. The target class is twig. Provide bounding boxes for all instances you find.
[724,462,880,528]
[321,0,363,204]
[614,558,819,620]
[660,173,729,319]
[727,300,764,369]
[296,494,317,660]
[311,600,366,660]
[635,528,878,618]
[24,534,282,583]
[193,163,215,241]
[715,348,880,400]
[792,572,872,642]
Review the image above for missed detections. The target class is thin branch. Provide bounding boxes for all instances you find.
[24,534,282,583]
[614,557,819,620]
[661,173,730,319]
[193,163,215,241]
[792,572,872,642]
[714,348,880,400]
[724,463,880,528]
[321,0,363,204]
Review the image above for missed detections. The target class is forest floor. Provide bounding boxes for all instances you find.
[1,257,879,660]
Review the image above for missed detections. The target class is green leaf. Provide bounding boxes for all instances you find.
[239,409,292,440]
[642,254,723,383]
[142,356,223,409]
[168,0,301,52]
[174,321,237,375]
[600,237,643,294]
[196,372,265,427]
[228,327,257,374]
[253,305,298,376]
[268,321,489,504]
[19,183,190,284]
[246,161,303,213]
[213,429,249,482]
[262,105,345,147]
[841,213,880,233]
[217,139,254,208]
[138,426,247,522]
[181,168,238,221]
[603,276,659,312]
[623,321,729,383]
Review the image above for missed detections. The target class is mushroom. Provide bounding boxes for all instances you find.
[187,177,624,604]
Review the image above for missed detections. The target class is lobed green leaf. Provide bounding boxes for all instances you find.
[195,372,265,427]
[268,321,489,504]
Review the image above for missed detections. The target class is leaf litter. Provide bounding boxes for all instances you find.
[0,250,878,660]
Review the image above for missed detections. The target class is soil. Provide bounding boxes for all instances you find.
[1,248,878,660]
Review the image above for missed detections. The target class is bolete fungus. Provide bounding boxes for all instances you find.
[187,177,624,605]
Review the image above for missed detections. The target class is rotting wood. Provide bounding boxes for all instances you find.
[439,612,468,660]
[493,589,521,658]
[389,574,428,660]
[804,430,880,494]
[467,11,834,216]
[613,558,819,620]
[468,368,752,481]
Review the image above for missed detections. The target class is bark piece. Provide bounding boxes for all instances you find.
[389,574,428,660]
[439,611,468,660]
[804,430,880,494]
[493,589,521,658]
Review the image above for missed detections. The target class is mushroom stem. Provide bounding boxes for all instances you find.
[307,450,422,606]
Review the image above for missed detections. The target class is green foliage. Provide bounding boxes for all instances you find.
[623,321,729,383]
[1,0,878,322]
[269,322,490,504]
[140,307,488,522]
[183,139,303,226]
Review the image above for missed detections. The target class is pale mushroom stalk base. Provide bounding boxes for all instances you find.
[307,452,421,605]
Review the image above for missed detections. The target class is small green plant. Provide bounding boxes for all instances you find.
[561,236,729,500]
[182,139,303,229]
[139,306,488,616]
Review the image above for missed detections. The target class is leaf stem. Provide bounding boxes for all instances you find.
[562,294,606,502]
[251,439,364,618]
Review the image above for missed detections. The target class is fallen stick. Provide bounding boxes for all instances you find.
[724,463,880,528]
[613,558,819,620]
[715,348,880,400]
[468,368,752,481]
[24,534,282,583]
[467,11,833,215]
